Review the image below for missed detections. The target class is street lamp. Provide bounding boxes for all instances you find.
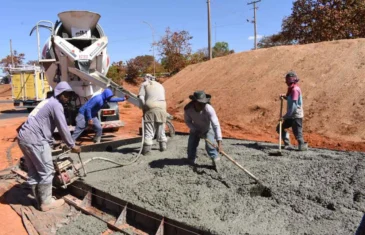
[142,21,156,77]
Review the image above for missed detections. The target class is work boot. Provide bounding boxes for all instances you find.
[212,157,221,172]
[159,142,167,152]
[38,184,65,212]
[284,145,295,150]
[298,142,308,151]
[93,136,101,144]
[31,184,40,210]
[142,145,151,156]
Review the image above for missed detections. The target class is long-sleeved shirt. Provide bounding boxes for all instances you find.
[184,102,222,140]
[138,80,166,110]
[79,89,125,121]
[17,97,75,147]
[138,81,167,123]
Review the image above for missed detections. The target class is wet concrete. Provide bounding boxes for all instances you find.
[67,136,365,235]
[56,213,107,235]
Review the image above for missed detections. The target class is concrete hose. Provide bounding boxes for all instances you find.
[83,117,144,167]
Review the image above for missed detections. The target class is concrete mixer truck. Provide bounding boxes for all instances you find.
[30,11,174,136]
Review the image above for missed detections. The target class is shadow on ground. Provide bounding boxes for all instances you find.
[1,109,28,114]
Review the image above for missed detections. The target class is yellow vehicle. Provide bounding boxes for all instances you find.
[10,66,51,112]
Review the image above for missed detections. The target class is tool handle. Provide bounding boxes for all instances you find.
[279,97,284,118]
[279,98,284,151]
[78,153,87,176]
[279,120,282,151]
[205,139,261,184]
[221,150,261,183]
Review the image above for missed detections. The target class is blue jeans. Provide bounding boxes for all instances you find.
[72,113,102,141]
[18,140,54,185]
[187,128,218,161]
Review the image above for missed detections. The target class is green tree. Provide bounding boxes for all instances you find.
[0,50,25,73]
[125,58,140,82]
[212,42,234,58]
[157,28,193,74]
[189,48,209,64]
[258,0,365,48]
[107,61,126,85]
[257,34,296,49]
[134,55,154,74]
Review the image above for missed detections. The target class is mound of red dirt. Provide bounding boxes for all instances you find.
[163,39,365,152]
[0,84,12,100]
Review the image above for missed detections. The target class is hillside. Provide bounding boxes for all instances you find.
[164,38,365,151]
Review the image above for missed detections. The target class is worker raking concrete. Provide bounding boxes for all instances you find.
[72,88,128,143]
[17,81,81,212]
[277,71,308,151]
[138,74,168,155]
[184,91,223,171]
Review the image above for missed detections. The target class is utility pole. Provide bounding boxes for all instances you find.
[142,21,156,77]
[247,0,261,50]
[207,0,212,60]
[10,39,14,68]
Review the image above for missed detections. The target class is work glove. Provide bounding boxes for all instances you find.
[124,95,129,100]
[217,140,223,153]
[88,119,94,127]
[71,145,81,153]
[279,94,287,100]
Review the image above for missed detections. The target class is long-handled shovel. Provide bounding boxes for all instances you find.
[269,97,284,156]
[205,138,272,197]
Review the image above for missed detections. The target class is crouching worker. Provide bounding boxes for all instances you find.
[17,81,81,211]
[277,71,308,151]
[138,74,168,155]
[184,91,223,170]
[72,88,128,143]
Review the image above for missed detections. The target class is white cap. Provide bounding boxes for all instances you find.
[144,74,155,81]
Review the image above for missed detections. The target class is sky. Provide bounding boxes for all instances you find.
[0,0,294,67]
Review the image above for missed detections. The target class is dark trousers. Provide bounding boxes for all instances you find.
[72,113,102,141]
[356,214,365,235]
[276,118,305,146]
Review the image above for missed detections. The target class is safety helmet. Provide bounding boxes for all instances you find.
[285,71,299,84]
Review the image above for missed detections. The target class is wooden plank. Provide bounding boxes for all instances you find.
[64,195,147,235]
[11,169,28,180]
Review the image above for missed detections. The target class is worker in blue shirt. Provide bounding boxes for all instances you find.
[72,88,128,143]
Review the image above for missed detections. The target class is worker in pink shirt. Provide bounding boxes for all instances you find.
[277,71,308,151]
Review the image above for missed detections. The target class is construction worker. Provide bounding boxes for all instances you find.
[138,74,168,155]
[277,71,308,151]
[184,91,223,170]
[17,81,81,211]
[72,88,128,143]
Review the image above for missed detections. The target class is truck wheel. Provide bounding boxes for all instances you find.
[27,108,34,113]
